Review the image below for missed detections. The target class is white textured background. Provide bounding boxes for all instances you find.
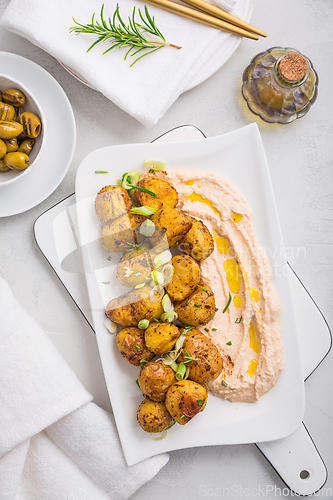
[0,0,332,498]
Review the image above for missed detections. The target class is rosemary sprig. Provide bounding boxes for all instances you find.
[70,4,181,67]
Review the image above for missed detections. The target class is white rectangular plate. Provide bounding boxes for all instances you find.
[75,123,305,465]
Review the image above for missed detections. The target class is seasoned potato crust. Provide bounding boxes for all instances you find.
[138,360,176,402]
[137,400,173,433]
[179,216,214,261]
[95,185,132,222]
[174,282,216,326]
[165,254,200,301]
[116,327,154,366]
[134,177,178,210]
[165,380,207,425]
[101,213,146,253]
[145,322,180,354]
[150,208,192,247]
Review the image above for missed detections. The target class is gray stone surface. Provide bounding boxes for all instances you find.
[0,0,332,498]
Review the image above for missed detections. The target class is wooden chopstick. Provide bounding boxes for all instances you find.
[181,0,267,37]
[145,0,259,40]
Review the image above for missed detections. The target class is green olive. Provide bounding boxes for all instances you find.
[0,159,10,171]
[4,151,29,171]
[3,88,26,108]
[18,138,34,156]
[0,121,23,139]
[5,138,19,153]
[0,102,15,121]
[18,112,41,139]
[0,139,7,159]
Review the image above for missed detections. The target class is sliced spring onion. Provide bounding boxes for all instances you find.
[160,310,178,323]
[222,380,228,387]
[135,185,158,197]
[185,300,189,306]
[175,362,186,380]
[170,361,179,372]
[162,293,172,312]
[162,264,174,282]
[104,318,117,334]
[149,280,157,287]
[135,272,141,277]
[130,206,158,216]
[102,281,110,284]
[197,400,203,406]
[150,430,167,441]
[95,170,108,173]
[174,334,186,352]
[136,379,140,388]
[154,250,172,268]
[135,345,141,351]
[223,292,232,313]
[124,267,133,278]
[122,170,141,190]
[194,304,201,308]
[135,283,146,289]
[139,219,155,237]
[138,319,149,329]
[140,356,148,366]
[144,159,166,171]
[204,328,209,332]
[149,285,164,302]
[197,284,208,292]
[180,415,185,419]
[166,421,176,430]
[152,270,165,286]
[212,328,217,331]
[235,317,242,323]
[107,256,112,261]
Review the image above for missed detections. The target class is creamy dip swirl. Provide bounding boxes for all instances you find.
[163,168,284,403]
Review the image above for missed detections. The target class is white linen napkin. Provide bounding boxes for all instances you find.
[0,278,169,500]
[1,0,238,127]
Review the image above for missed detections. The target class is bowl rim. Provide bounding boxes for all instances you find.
[0,73,47,187]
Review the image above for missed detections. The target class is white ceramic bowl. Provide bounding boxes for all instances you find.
[0,74,46,186]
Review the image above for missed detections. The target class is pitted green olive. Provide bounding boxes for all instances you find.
[18,139,34,156]
[0,121,23,139]
[0,102,15,121]
[0,159,10,172]
[3,88,26,108]
[18,112,41,139]
[4,138,18,153]
[0,139,7,159]
[4,152,29,171]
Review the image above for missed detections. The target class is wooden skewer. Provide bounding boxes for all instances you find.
[181,0,267,37]
[144,0,259,40]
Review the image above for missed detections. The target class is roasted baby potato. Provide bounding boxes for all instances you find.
[106,285,164,326]
[177,329,222,383]
[165,254,200,301]
[116,327,154,366]
[134,177,178,210]
[145,322,181,354]
[116,243,153,287]
[102,213,146,253]
[95,185,132,222]
[165,380,207,425]
[150,208,192,248]
[137,400,174,433]
[138,360,176,401]
[179,216,214,261]
[174,282,216,326]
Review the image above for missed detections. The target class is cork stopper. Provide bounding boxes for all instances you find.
[279,53,308,82]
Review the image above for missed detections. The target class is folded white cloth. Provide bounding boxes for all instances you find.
[0,278,168,500]
[1,0,243,127]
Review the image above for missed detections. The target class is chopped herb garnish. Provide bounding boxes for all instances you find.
[185,300,190,306]
[222,380,228,387]
[197,284,208,292]
[166,420,176,430]
[180,414,185,419]
[176,241,179,245]
[149,169,155,173]
[102,281,110,284]
[194,304,201,308]
[235,317,242,323]
[95,170,108,173]
[204,328,209,332]
[140,356,148,366]
[135,345,141,351]
[212,328,217,331]
[112,208,115,215]
[153,318,159,322]
[197,400,203,406]
[183,350,198,364]
[107,256,111,261]
[135,271,141,277]
[226,341,232,346]
[135,378,140,388]
[223,292,232,313]
[135,186,158,197]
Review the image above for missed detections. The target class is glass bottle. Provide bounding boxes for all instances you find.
[241,47,318,124]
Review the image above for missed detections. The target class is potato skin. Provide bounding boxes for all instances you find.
[165,254,200,301]
[95,185,132,222]
[137,400,174,433]
[150,208,192,248]
[174,282,216,326]
[116,327,154,366]
[179,216,214,261]
[165,380,207,425]
[116,245,152,288]
[106,285,164,326]
[177,329,222,383]
[101,213,146,253]
[138,360,176,402]
[134,177,178,210]
[145,322,181,354]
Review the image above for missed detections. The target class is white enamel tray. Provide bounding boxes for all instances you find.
[74,123,305,465]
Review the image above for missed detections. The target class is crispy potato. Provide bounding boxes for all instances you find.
[101,213,146,253]
[179,216,214,261]
[165,380,207,425]
[116,243,153,288]
[137,400,174,433]
[116,327,154,366]
[145,322,181,354]
[177,329,222,383]
[174,282,216,326]
[134,177,178,210]
[150,208,192,248]
[165,255,200,301]
[95,185,132,222]
[138,360,176,402]
[106,285,164,326]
